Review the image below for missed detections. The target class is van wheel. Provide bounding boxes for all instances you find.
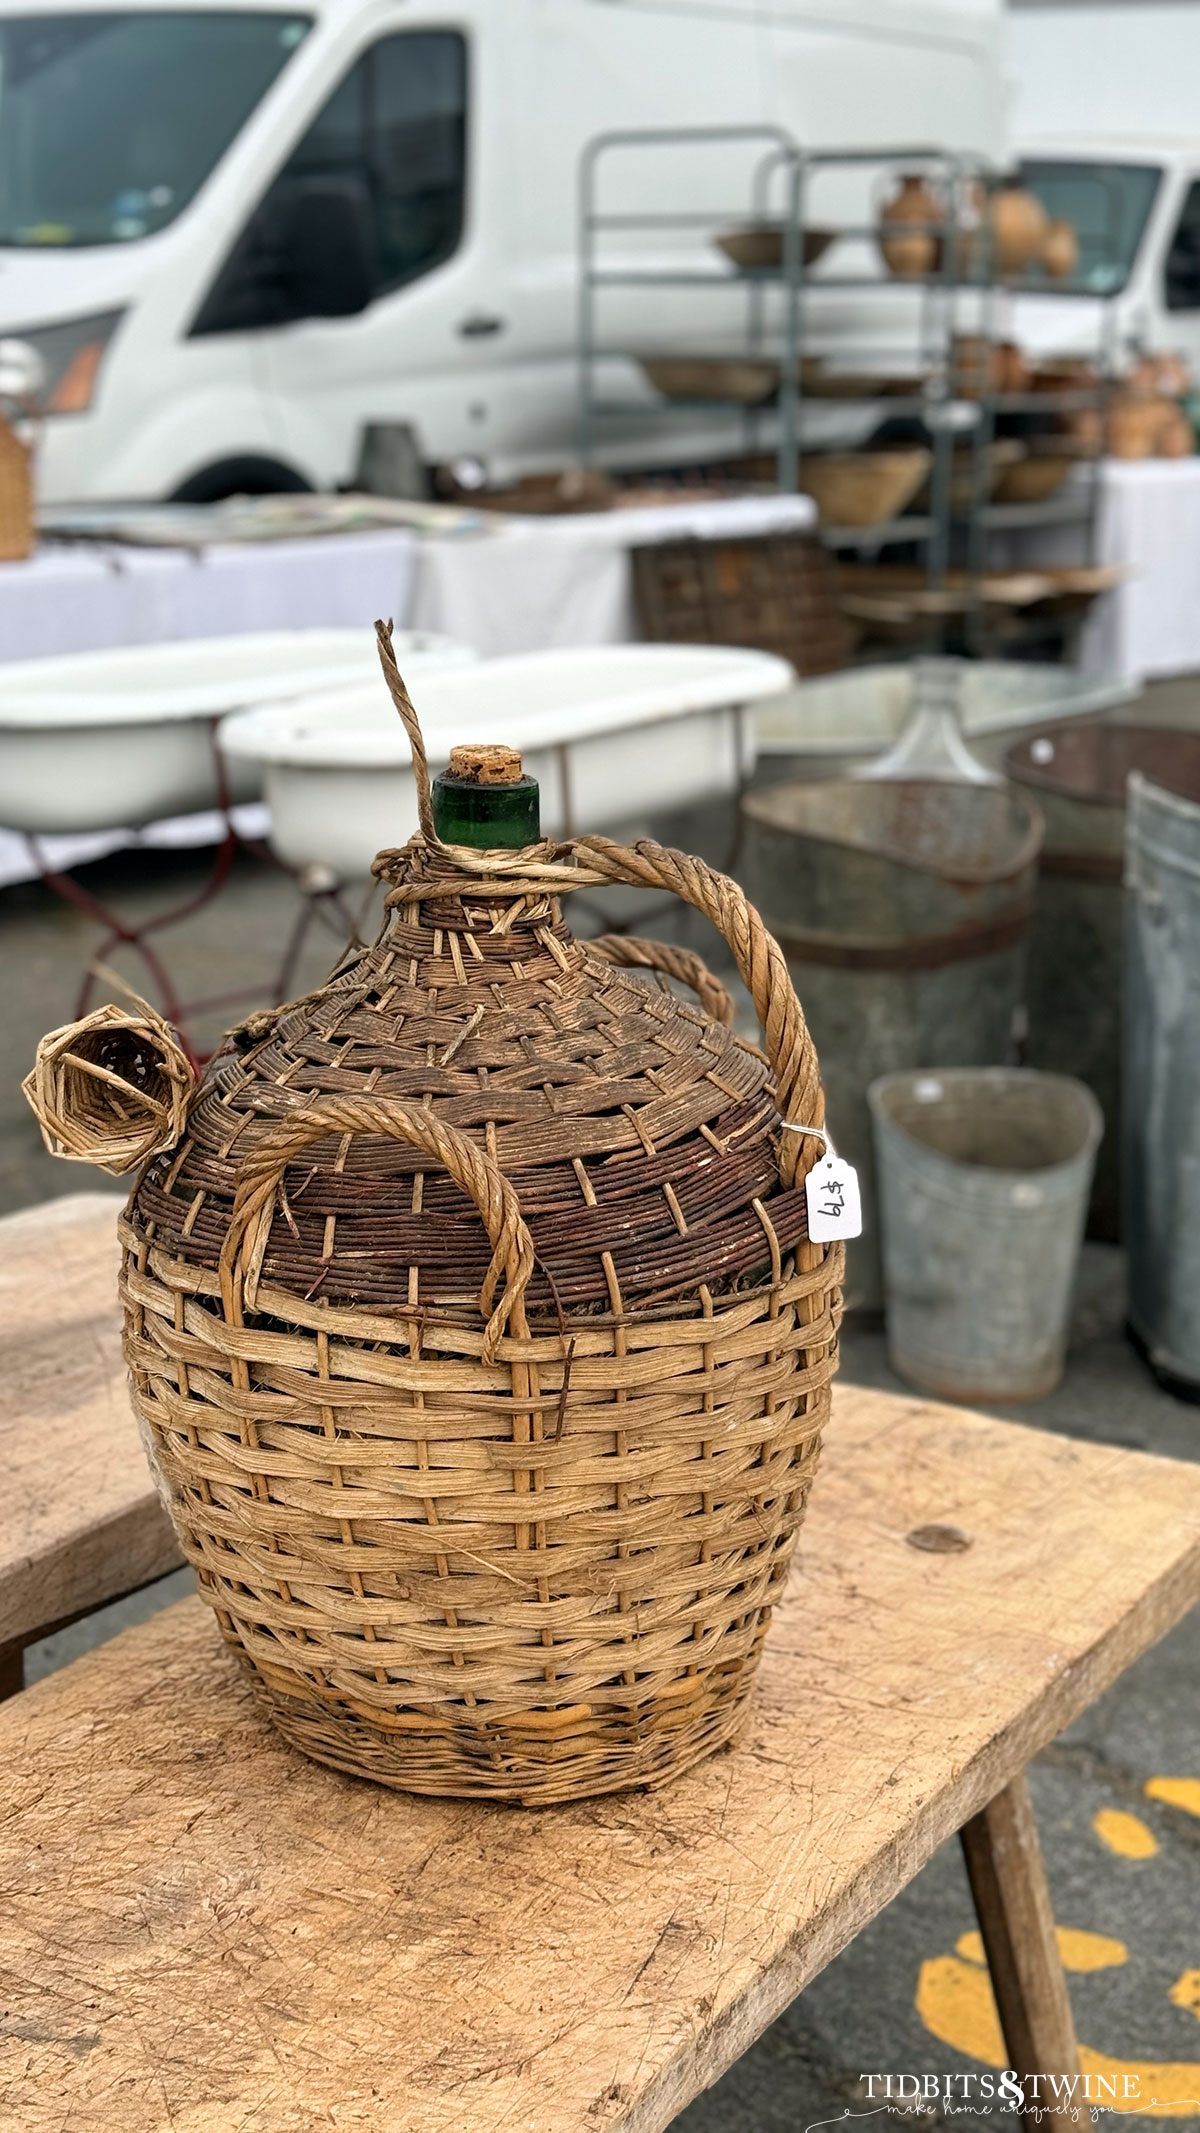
[171,456,313,503]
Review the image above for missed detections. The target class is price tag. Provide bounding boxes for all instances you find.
[805,1153,863,1243]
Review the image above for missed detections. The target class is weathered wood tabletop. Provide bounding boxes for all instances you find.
[3,1384,1199,2133]
[0,1192,178,1671]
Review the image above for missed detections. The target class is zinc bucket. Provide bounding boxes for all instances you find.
[752,660,1136,787]
[869,1067,1102,1403]
[741,779,1044,1308]
[1125,772,1200,1399]
[1007,721,1200,1240]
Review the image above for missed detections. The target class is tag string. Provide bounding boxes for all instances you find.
[777,1118,837,1161]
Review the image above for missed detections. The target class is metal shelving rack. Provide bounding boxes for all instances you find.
[577,129,1116,655]
[577,125,806,487]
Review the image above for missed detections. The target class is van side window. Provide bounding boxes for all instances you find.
[1166,180,1200,310]
[192,30,466,334]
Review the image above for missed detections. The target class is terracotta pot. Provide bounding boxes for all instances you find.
[1155,352,1192,398]
[1127,357,1163,401]
[950,336,1027,399]
[1158,405,1194,458]
[879,173,942,279]
[1061,406,1104,455]
[989,184,1050,277]
[1042,217,1079,280]
[951,334,1001,398]
[997,340,1031,394]
[1108,396,1165,460]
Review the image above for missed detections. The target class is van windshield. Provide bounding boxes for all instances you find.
[1018,158,1161,294]
[0,11,311,247]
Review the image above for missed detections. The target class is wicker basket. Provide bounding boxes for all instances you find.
[0,416,33,563]
[991,450,1074,506]
[632,532,852,678]
[798,448,931,529]
[638,355,779,406]
[25,627,842,1806]
[715,224,836,273]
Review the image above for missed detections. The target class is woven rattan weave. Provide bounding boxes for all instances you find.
[27,626,842,1804]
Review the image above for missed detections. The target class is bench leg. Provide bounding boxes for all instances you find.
[960,1773,1090,2131]
[0,1638,23,1701]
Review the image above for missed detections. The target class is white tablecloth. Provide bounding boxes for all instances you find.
[0,529,418,663]
[1013,458,1200,686]
[407,494,818,657]
[0,497,817,666]
[1082,460,1200,683]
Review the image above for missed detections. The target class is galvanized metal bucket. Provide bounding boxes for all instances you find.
[1125,772,1200,1400]
[1008,722,1200,1241]
[741,779,1044,1307]
[869,1067,1102,1403]
[752,660,1137,788]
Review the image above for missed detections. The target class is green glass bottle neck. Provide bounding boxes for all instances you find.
[431,769,541,850]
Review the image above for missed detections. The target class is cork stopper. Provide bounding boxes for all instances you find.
[448,744,524,786]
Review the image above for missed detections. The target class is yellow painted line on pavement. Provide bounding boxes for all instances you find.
[1147,1779,1200,1821]
[917,1951,1200,2115]
[955,1927,1128,1972]
[916,1786,1200,2112]
[1094,1807,1160,1858]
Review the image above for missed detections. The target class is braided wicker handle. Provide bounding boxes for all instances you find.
[572,836,822,1190]
[585,934,735,1028]
[219,1095,536,1361]
[372,620,822,1191]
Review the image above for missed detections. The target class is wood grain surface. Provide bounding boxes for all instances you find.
[0,1192,178,1647]
[2,1388,1199,2133]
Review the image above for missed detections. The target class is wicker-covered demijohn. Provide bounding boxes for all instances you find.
[25,625,842,1805]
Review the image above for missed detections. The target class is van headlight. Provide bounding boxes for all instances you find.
[10,310,125,415]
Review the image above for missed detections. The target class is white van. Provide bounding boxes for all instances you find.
[1003,4,1200,370]
[0,0,1005,505]
[1006,138,1200,374]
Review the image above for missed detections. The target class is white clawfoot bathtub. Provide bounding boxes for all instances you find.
[220,644,794,879]
[0,630,475,836]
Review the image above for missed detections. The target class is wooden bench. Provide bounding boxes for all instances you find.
[0,1192,179,1693]
[3,1207,1199,2133]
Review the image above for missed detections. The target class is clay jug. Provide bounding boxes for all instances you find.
[879,173,942,279]
[1042,217,1079,280]
[989,184,1049,278]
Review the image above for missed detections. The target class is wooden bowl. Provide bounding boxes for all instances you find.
[1030,359,1100,396]
[716,225,836,273]
[991,452,1074,505]
[799,447,931,528]
[639,355,779,405]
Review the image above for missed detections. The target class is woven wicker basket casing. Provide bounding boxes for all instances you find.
[30,643,842,1805]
